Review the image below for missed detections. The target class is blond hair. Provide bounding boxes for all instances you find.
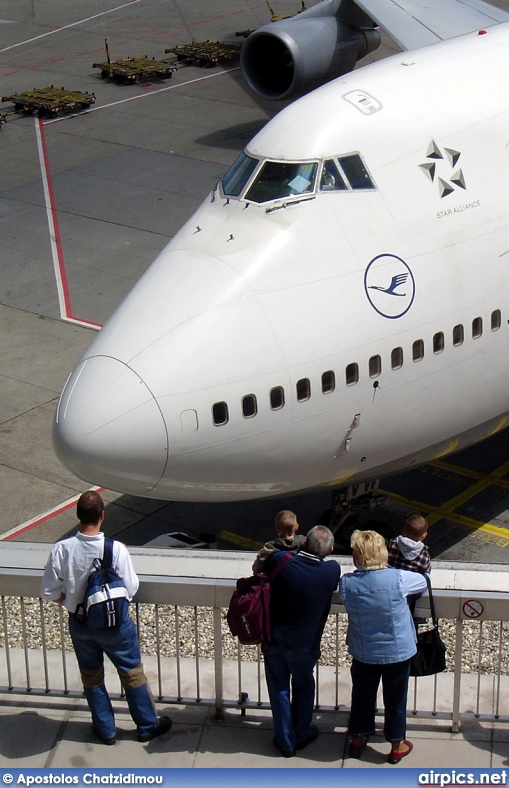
[351,530,388,569]
[275,510,298,538]
[404,514,428,541]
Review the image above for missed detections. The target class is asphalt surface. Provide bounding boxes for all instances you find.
[2,0,509,563]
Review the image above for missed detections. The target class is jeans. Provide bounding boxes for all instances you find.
[348,657,411,743]
[68,614,157,740]
[263,644,318,751]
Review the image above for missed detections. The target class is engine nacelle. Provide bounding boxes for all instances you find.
[240,2,380,101]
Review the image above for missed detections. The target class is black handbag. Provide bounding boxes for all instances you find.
[410,574,447,677]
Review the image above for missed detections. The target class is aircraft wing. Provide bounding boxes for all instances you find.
[352,0,509,50]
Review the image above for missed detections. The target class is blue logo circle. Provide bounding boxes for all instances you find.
[364,254,415,319]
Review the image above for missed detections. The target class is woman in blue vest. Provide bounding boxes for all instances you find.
[340,529,428,764]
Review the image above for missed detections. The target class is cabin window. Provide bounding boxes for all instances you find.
[222,153,258,197]
[270,386,285,410]
[491,309,501,331]
[245,160,318,204]
[391,347,403,370]
[346,362,359,386]
[433,332,445,354]
[242,394,257,418]
[453,324,464,346]
[338,154,375,190]
[321,370,335,393]
[296,378,311,402]
[320,160,347,191]
[472,316,483,339]
[412,339,424,362]
[212,401,228,426]
[369,354,381,378]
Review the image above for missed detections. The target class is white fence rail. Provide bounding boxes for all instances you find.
[1,545,508,733]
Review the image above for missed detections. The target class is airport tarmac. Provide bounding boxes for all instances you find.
[2,0,509,564]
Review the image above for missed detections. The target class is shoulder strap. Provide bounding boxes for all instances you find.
[423,573,439,627]
[267,550,293,581]
[102,537,114,570]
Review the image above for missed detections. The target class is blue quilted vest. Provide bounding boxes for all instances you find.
[341,567,417,664]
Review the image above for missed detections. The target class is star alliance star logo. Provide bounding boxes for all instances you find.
[419,141,466,198]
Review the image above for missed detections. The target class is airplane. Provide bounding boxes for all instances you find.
[54,0,509,509]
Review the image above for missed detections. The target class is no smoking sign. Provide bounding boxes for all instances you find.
[462,599,484,619]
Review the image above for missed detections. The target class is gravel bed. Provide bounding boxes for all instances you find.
[1,597,509,674]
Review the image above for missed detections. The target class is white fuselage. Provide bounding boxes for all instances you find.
[54,24,509,501]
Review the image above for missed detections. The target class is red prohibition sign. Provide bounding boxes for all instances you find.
[462,599,484,619]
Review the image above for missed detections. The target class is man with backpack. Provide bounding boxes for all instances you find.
[263,525,340,758]
[41,490,172,745]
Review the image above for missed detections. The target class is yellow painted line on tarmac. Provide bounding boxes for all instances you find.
[379,489,509,539]
[219,530,264,551]
[380,454,509,542]
[431,459,509,490]
[424,458,509,527]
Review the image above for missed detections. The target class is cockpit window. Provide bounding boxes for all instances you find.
[320,160,347,191]
[338,154,375,190]
[245,160,317,204]
[222,153,374,202]
[222,153,259,197]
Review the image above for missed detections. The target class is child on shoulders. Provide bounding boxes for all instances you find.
[387,514,430,574]
[252,509,306,574]
[387,514,430,619]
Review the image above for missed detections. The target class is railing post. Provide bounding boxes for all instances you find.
[213,606,224,719]
[1,596,13,690]
[452,618,463,733]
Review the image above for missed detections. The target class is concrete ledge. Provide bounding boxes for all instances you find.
[2,542,509,591]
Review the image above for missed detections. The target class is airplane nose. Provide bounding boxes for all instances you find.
[53,356,168,495]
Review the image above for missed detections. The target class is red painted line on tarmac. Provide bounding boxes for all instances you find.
[2,488,105,540]
[37,117,72,317]
[2,501,78,540]
[37,117,102,329]
[69,315,104,328]
[135,21,169,36]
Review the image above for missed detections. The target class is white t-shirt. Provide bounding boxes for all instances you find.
[41,531,139,614]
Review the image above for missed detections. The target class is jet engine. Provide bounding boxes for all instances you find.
[240,0,380,100]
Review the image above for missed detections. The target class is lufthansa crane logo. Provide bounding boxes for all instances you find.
[364,254,415,319]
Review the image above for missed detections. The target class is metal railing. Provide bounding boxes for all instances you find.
[1,551,509,733]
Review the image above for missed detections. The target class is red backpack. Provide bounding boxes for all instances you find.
[226,552,293,645]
